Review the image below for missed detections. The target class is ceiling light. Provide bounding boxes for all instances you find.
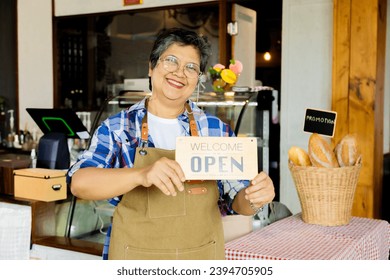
[264,52,271,61]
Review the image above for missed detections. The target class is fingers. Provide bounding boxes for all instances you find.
[245,171,275,207]
[155,161,184,196]
[143,157,186,196]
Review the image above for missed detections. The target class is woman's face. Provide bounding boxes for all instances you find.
[149,43,200,105]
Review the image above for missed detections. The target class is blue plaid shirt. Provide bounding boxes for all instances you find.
[67,98,249,259]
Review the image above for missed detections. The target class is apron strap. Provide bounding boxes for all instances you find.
[141,98,149,142]
[139,98,149,155]
[185,101,198,137]
[141,98,199,141]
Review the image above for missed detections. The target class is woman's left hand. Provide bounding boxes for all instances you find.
[244,171,275,209]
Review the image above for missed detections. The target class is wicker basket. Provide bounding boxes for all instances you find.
[288,160,361,226]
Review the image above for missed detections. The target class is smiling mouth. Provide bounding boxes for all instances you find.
[167,78,185,88]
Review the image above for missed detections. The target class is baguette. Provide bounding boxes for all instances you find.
[335,134,359,167]
[308,133,339,168]
[288,146,312,166]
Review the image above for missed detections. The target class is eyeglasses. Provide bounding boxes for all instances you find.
[158,55,202,79]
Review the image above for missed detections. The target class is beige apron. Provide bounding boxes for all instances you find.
[108,99,225,260]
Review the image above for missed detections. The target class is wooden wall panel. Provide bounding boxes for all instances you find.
[332,0,387,218]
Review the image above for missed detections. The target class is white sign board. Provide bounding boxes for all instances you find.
[175,137,258,180]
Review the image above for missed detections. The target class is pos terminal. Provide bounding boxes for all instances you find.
[26,108,90,169]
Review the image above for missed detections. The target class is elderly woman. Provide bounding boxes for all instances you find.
[67,27,275,260]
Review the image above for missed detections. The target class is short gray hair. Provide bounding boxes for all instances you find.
[149,27,212,73]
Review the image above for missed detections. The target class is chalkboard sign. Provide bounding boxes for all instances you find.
[303,108,337,137]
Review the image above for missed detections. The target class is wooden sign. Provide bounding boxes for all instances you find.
[303,108,337,137]
[175,137,258,180]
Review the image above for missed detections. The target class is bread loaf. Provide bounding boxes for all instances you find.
[308,133,339,168]
[335,134,359,167]
[288,146,312,166]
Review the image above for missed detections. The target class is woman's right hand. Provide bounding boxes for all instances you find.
[139,157,186,196]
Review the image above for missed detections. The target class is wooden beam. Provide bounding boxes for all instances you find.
[218,0,231,65]
[332,0,387,218]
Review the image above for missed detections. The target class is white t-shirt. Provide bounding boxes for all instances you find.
[147,111,184,150]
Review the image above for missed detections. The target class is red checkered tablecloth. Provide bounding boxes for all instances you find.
[225,213,390,260]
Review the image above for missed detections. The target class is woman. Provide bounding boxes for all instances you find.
[67,27,275,260]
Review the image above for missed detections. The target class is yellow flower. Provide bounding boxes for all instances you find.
[220,69,237,84]
[208,59,243,92]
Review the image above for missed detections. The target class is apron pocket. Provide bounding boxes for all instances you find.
[124,241,217,260]
[148,187,186,218]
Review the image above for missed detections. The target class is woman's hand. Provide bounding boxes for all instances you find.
[140,157,186,196]
[245,171,275,209]
[232,171,275,215]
